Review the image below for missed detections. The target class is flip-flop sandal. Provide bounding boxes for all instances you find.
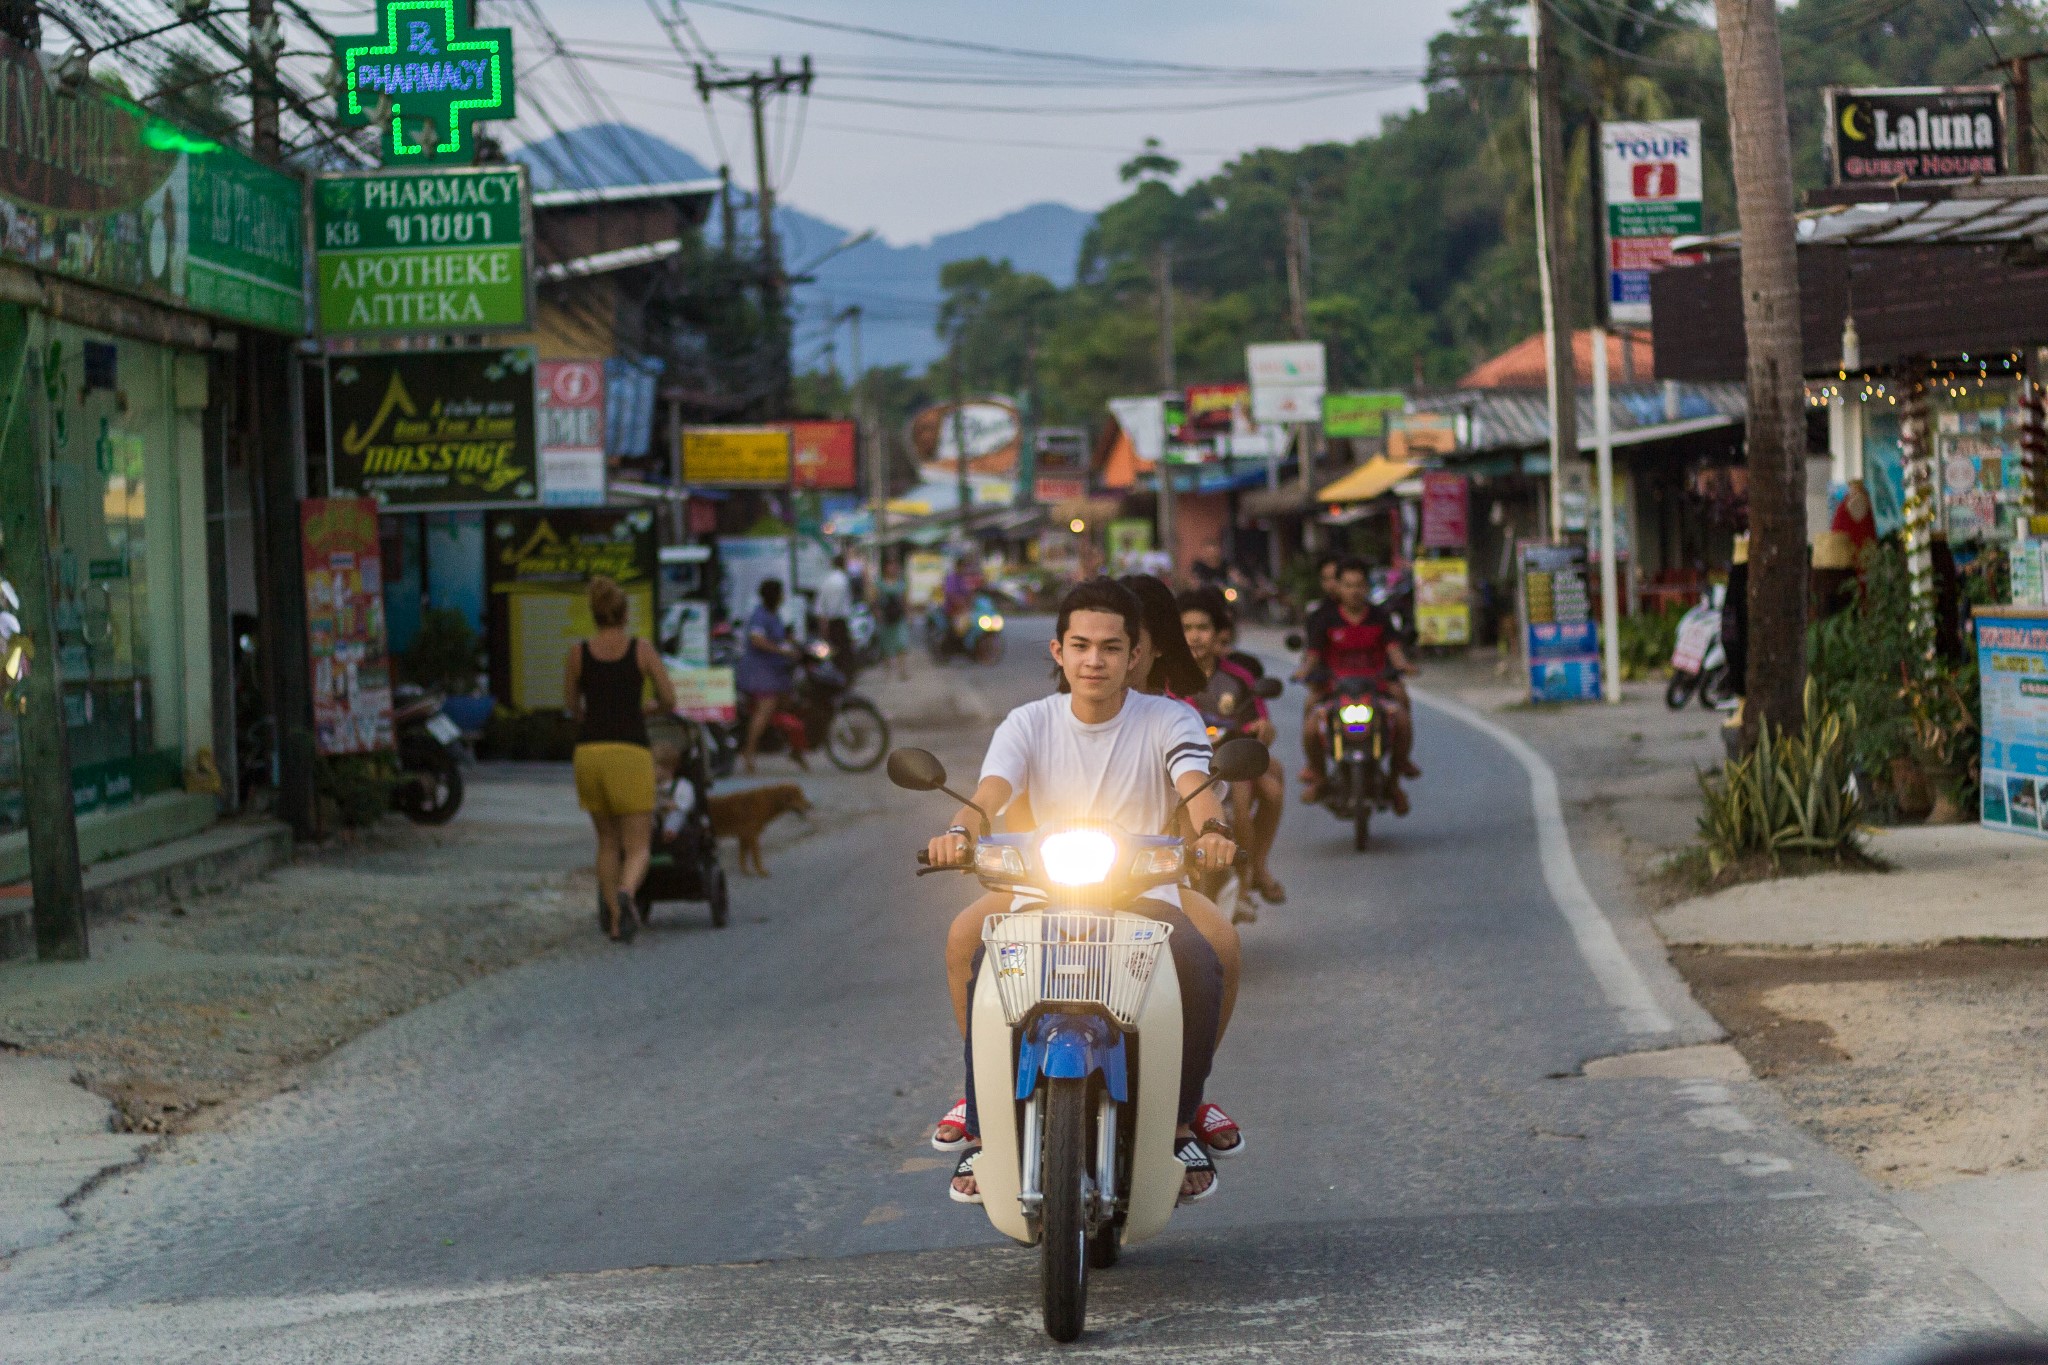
[948,1146,983,1205]
[1194,1101,1246,1158]
[613,891,638,942]
[1175,1138,1219,1204]
[931,1098,976,1151]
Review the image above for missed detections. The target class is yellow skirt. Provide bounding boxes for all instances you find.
[573,743,656,817]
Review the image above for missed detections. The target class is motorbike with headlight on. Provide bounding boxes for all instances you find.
[1314,672,1398,851]
[888,735,1270,1344]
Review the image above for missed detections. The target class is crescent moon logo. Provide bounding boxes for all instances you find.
[1840,101,1868,144]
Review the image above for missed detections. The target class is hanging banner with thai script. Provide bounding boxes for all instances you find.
[313,166,531,334]
[302,498,395,755]
[0,38,306,332]
[1827,87,2005,186]
[328,347,539,508]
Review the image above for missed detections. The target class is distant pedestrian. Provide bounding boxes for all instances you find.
[737,577,803,775]
[876,556,912,681]
[565,575,678,943]
[816,553,855,673]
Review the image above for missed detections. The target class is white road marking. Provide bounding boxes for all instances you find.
[1412,689,1676,1035]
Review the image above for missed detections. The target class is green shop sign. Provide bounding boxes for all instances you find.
[334,0,517,166]
[0,37,306,332]
[314,166,531,334]
[1322,391,1406,439]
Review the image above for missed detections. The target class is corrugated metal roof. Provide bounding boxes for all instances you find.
[1408,383,1746,456]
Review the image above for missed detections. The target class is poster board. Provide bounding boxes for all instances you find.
[906,552,948,610]
[717,536,832,628]
[1420,472,1469,549]
[1519,542,1601,703]
[1977,606,2048,837]
[301,498,395,754]
[669,665,737,723]
[1415,558,1471,647]
[538,359,606,507]
[682,427,792,485]
[485,508,658,709]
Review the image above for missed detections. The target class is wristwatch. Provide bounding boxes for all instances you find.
[1198,818,1231,840]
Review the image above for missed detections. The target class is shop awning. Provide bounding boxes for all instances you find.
[1317,457,1417,504]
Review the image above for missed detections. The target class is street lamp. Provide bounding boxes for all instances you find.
[1069,518,1086,534]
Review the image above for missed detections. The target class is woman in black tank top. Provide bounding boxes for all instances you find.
[565,576,678,941]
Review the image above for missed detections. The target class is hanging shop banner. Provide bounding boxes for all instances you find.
[1388,412,1459,462]
[787,419,859,490]
[1977,607,2048,837]
[1415,558,1471,647]
[0,38,306,332]
[1183,383,1250,434]
[329,347,539,509]
[906,551,948,610]
[1246,342,1325,426]
[537,359,606,507]
[1322,391,1406,439]
[313,166,531,334]
[1520,542,1601,703]
[681,426,793,485]
[485,507,657,709]
[1600,119,1703,327]
[1420,471,1469,549]
[333,0,518,166]
[301,498,395,755]
[1826,86,2005,187]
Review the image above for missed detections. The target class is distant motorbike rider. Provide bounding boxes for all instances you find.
[1178,587,1286,906]
[1293,553,1343,788]
[1300,558,1420,813]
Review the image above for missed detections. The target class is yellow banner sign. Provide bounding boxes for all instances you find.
[681,426,792,485]
[1415,558,1471,647]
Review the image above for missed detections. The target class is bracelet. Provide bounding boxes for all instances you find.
[1198,818,1231,839]
[946,825,971,839]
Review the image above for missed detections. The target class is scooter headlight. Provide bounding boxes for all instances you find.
[977,613,1004,632]
[1039,829,1118,886]
[975,844,1028,879]
[1339,703,1374,725]
[1130,845,1184,879]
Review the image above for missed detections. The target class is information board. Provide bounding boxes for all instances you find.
[538,359,606,507]
[1978,607,2048,838]
[1415,558,1470,647]
[301,498,395,755]
[314,166,531,334]
[485,508,657,709]
[1520,542,1602,703]
[681,427,793,485]
[1601,119,1702,326]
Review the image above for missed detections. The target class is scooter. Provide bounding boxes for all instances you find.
[1666,587,1734,710]
[1191,673,1284,921]
[708,642,891,774]
[924,591,1006,664]
[888,736,1271,1343]
[391,684,465,825]
[1313,674,1398,851]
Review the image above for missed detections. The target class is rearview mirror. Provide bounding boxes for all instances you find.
[887,747,948,792]
[1283,632,1303,651]
[1255,676,1284,700]
[1211,736,1269,785]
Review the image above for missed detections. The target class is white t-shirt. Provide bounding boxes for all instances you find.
[980,691,1213,907]
[814,568,853,620]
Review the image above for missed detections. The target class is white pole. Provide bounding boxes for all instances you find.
[1594,324,1621,704]
[1529,7,1565,542]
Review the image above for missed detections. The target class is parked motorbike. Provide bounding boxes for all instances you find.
[1665,588,1734,711]
[391,684,465,825]
[709,642,890,774]
[1313,674,1398,851]
[924,592,1006,665]
[888,736,1270,1343]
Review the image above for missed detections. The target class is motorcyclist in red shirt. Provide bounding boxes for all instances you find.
[1300,558,1420,813]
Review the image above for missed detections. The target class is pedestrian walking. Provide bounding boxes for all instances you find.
[876,555,912,681]
[565,576,679,942]
[815,553,855,673]
[738,577,803,775]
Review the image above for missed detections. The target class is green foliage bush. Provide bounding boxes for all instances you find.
[316,753,399,829]
[1697,680,1864,875]
[1619,604,1684,682]
[400,608,480,695]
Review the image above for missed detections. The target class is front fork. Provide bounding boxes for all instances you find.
[1018,1086,1122,1229]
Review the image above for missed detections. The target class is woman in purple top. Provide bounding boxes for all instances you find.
[736,577,801,774]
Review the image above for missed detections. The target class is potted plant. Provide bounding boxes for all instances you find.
[1897,663,1977,824]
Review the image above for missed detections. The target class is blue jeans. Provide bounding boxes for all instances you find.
[961,899,1223,1137]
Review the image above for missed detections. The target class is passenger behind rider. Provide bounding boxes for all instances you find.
[1178,586,1287,907]
[1300,557,1421,813]
[932,577,1248,1199]
[1293,554,1343,791]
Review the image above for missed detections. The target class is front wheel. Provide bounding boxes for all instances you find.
[1698,664,1736,710]
[1665,671,1699,709]
[826,697,889,772]
[706,861,730,928]
[1041,1077,1090,1343]
[398,750,463,825]
[1088,1222,1121,1269]
[1351,763,1372,851]
[973,631,1005,665]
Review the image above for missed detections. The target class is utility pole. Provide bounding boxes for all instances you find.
[718,164,737,256]
[1528,0,1577,541]
[697,58,813,417]
[844,305,885,592]
[1155,241,1177,574]
[1285,198,1321,505]
[1715,0,1808,740]
[248,0,280,161]
[1985,52,2048,175]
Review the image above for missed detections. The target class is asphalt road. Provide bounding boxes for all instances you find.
[0,620,2021,1360]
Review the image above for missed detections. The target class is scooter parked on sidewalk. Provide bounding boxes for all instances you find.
[391,684,464,825]
[1665,588,1734,711]
[888,737,1270,1343]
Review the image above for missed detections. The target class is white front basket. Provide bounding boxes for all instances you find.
[981,911,1173,1029]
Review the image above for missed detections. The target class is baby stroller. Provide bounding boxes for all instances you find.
[631,716,731,929]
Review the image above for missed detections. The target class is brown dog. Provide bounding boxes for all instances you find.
[707,783,811,877]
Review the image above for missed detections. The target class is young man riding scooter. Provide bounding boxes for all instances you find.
[1301,558,1421,813]
[1178,587,1287,906]
[924,578,1241,1205]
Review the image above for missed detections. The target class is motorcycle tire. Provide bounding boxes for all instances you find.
[399,751,463,826]
[973,632,1005,665]
[825,697,890,772]
[1351,764,1372,851]
[1698,664,1736,710]
[706,861,730,929]
[1041,1077,1091,1343]
[1665,672,1699,710]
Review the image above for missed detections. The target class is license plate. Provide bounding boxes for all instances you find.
[425,714,462,744]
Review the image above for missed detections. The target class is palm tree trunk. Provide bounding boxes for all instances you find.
[1714,0,1807,740]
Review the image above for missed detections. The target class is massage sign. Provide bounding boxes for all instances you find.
[1826,86,2007,185]
[327,348,540,509]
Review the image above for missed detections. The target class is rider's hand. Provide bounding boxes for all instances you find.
[1192,830,1237,871]
[1252,718,1278,746]
[927,829,973,868]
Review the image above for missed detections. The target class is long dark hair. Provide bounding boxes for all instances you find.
[1119,574,1207,697]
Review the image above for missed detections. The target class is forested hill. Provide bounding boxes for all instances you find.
[886,0,2047,430]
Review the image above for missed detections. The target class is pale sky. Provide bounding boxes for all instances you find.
[522,0,1468,243]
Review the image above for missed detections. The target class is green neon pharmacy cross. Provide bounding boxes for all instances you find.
[333,0,516,165]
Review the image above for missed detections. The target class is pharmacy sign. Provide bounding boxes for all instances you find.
[333,0,516,166]
[313,164,532,334]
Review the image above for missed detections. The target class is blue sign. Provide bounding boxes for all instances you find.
[1977,608,2048,837]
[1521,543,1602,703]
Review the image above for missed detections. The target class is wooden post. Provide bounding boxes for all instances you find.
[0,301,87,958]
[252,347,315,838]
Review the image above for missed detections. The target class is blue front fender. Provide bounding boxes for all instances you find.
[1015,1013,1128,1103]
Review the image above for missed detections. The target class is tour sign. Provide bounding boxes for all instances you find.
[313,165,532,335]
[333,0,516,166]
